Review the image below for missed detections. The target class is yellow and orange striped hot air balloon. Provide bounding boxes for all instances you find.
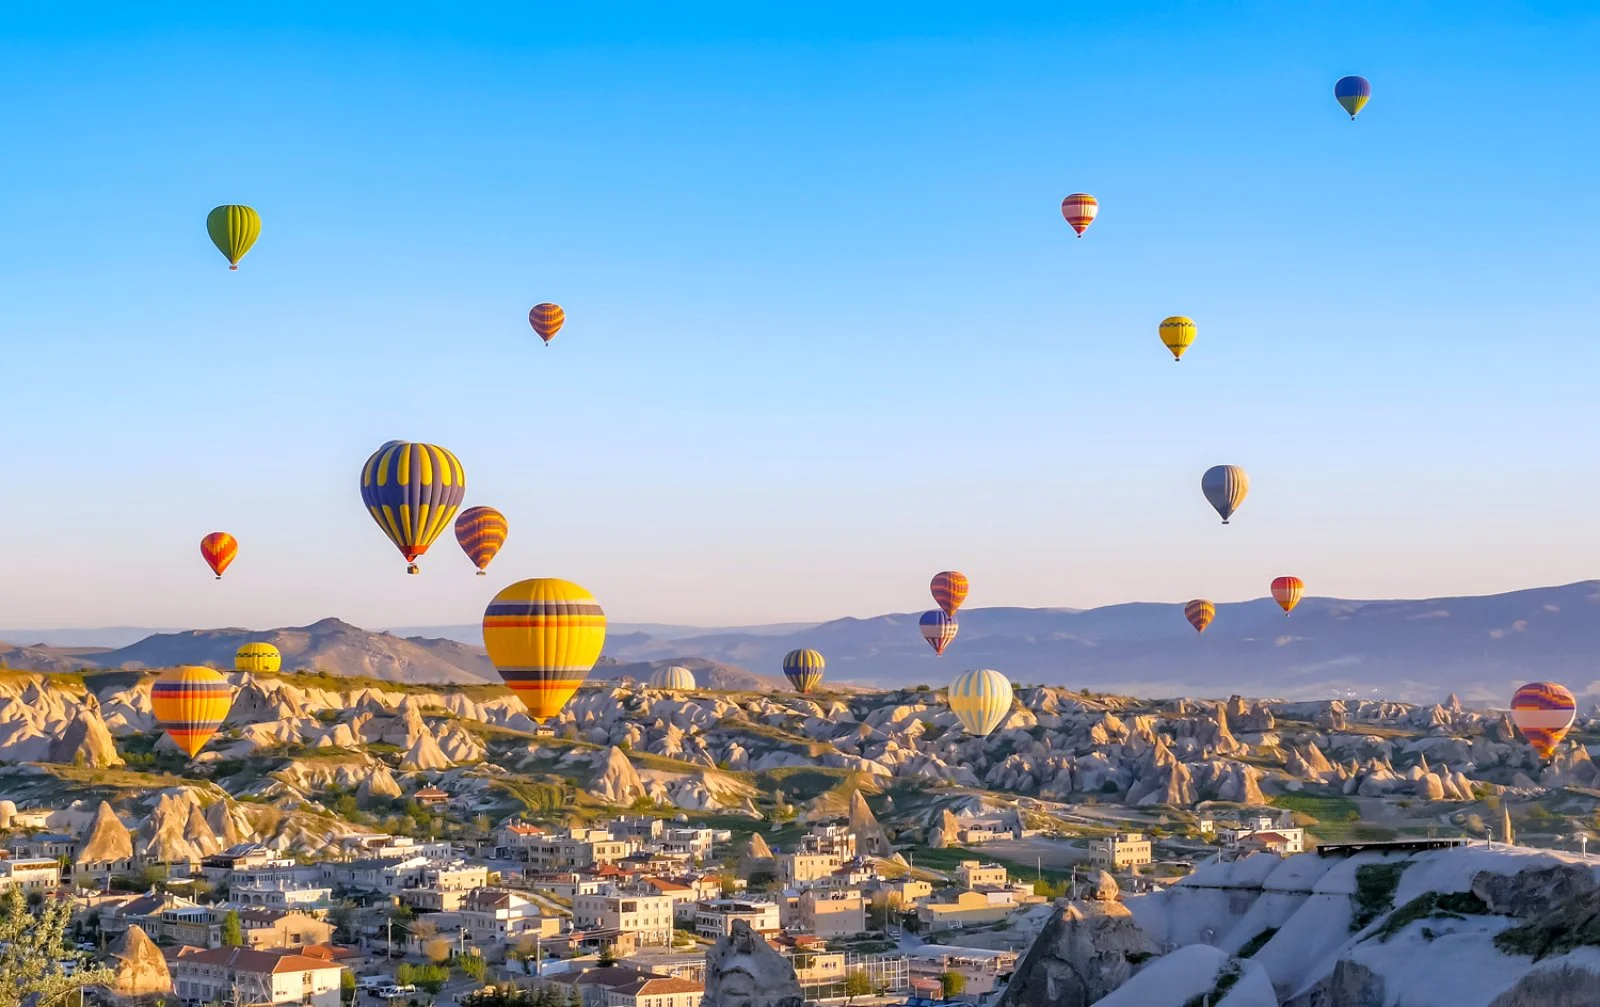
[1271,576,1304,616]
[931,571,969,617]
[1510,682,1577,759]
[529,303,565,346]
[483,578,606,721]
[455,506,508,575]
[1184,599,1215,634]
[200,532,237,580]
[1060,193,1098,237]
[151,666,235,757]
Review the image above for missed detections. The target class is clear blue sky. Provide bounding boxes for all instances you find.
[2,2,1598,631]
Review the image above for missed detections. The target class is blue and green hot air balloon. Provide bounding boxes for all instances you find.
[1334,76,1371,120]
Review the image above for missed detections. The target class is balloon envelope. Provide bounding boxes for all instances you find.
[235,643,281,674]
[931,571,969,617]
[455,506,509,574]
[483,578,607,721]
[360,441,467,574]
[1334,76,1371,119]
[1160,316,1196,361]
[529,303,565,343]
[201,532,237,579]
[151,666,235,757]
[1061,194,1098,236]
[206,204,260,270]
[650,665,697,691]
[782,649,826,694]
[919,610,959,655]
[1271,576,1304,615]
[1510,682,1576,758]
[1201,465,1249,523]
[1184,599,1215,634]
[948,669,1014,737]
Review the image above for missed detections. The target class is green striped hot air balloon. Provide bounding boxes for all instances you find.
[207,204,261,270]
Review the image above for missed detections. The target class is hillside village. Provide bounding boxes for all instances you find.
[3,667,1600,1006]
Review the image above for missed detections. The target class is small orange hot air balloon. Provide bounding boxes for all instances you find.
[931,571,969,617]
[1184,599,1215,634]
[1510,682,1577,759]
[200,532,237,580]
[1271,576,1304,616]
[529,303,565,346]
[1061,194,1098,237]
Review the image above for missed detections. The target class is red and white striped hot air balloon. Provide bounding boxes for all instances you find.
[1061,193,1098,237]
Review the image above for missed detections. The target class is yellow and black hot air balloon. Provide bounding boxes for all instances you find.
[947,668,1014,737]
[1160,316,1196,361]
[151,666,235,757]
[1184,599,1215,634]
[782,649,825,694]
[360,441,467,574]
[483,578,607,721]
[206,205,261,270]
[235,643,281,674]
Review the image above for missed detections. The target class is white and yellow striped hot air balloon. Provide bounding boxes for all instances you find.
[947,669,1015,737]
[650,665,697,691]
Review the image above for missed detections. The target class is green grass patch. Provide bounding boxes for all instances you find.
[1351,862,1411,931]
[1269,790,1359,824]
[1493,890,1600,959]
[1237,927,1278,958]
[1368,890,1488,943]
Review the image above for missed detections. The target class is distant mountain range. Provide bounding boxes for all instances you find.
[5,581,1600,701]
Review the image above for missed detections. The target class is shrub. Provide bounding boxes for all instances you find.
[1350,862,1411,931]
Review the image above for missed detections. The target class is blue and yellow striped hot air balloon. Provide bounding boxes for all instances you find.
[483,578,607,721]
[235,643,281,674]
[1201,465,1249,524]
[455,506,508,575]
[948,668,1014,737]
[782,649,825,694]
[1334,76,1371,120]
[360,441,467,574]
[151,666,235,757]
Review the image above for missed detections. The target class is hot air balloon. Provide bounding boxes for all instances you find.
[1334,76,1371,120]
[1271,576,1304,616]
[1061,194,1098,237]
[151,666,235,758]
[455,506,508,575]
[359,441,467,574]
[200,532,237,580]
[1201,465,1249,524]
[1160,316,1196,361]
[919,610,959,655]
[1185,599,1215,634]
[782,649,825,694]
[650,665,697,691]
[948,668,1014,737]
[1510,682,1577,758]
[235,643,281,674]
[483,578,607,721]
[206,205,260,270]
[529,303,565,345]
[931,571,969,617]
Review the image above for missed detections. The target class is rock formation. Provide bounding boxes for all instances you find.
[104,924,172,997]
[995,871,1157,1007]
[703,920,803,1007]
[48,707,124,768]
[1472,864,1596,917]
[589,746,647,804]
[847,789,893,857]
[77,800,134,866]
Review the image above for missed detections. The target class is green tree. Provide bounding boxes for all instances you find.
[395,964,416,986]
[221,909,243,947]
[938,971,966,999]
[844,970,872,1005]
[456,954,488,982]
[597,943,618,967]
[0,887,114,1007]
[341,970,357,1005]
[568,987,584,1007]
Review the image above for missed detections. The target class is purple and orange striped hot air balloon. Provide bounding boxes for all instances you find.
[931,571,969,617]
[200,532,237,580]
[1510,682,1577,759]
[1184,599,1215,634]
[151,666,235,758]
[529,303,565,346]
[455,506,509,575]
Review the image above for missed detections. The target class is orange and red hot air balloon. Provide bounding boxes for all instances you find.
[1271,576,1304,616]
[1061,194,1098,237]
[931,571,969,617]
[529,303,565,346]
[455,506,508,575]
[1510,682,1577,759]
[200,532,237,580]
[1184,599,1215,634]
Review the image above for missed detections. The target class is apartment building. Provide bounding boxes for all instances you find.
[777,852,842,888]
[573,891,675,946]
[0,857,61,893]
[693,898,780,940]
[797,891,867,938]
[915,890,1017,930]
[459,888,549,942]
[800,823,857,861]
[521,830,632,871]
[660,827,715,862]
[906,946,1017,998]
[7,833,75,861]
[1090,834,1152,870]
[166,946,346,1007]
[229,877,334,911]
[953,861,1007,890]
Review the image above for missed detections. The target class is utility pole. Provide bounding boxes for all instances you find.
[386,917,393,961]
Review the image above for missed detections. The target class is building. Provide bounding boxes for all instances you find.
[950,819,1014,846]
[797,891,866,938]
[165,945,346,1007]
[875,878,933,907]
[413,787,450,807]
[915,890,1016,930]
[0,857,61,893]
[800,823,857,861]
[341,835,455,863]
[907,946,1017,998]
[641,877,700,921]
[1218,813,1305,854]
[238,909,336,949]
[953,861,1007,889]
[229,877,334,911]
[459,887,550,943]
[521,830,632,871]
[7,833,75,861]
[102,892,200,939]
[660,827,716,862]
[608,816,666,844]
[1089,834,1152,870]
[544,967,700,1007]
[693,898,780,940]
[777,852,842,888]
[572,891,676,946]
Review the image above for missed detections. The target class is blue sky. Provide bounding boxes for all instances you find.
[1,2,1597,630]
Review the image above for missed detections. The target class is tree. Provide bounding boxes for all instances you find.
[597,943,618,967]
[568,987,584,1007]
[456,954,487,982]
[844,970,872,1005]
[341,970,357,1005]
[0,888,114,1007]
[423,937,452,964]
[221,909,243,947]
[938,971,966,999]
[396,964,416,986]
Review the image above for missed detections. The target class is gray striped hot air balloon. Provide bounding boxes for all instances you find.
[1201,465,1249,524]
[649,665,697,691]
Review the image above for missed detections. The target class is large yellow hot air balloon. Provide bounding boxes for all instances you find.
[1160,317,1196,361]
[947,669,1014,737]
[483,578,607,721]
[206,205,261,270]
[151,666,235,757]
[235,643,281,674]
